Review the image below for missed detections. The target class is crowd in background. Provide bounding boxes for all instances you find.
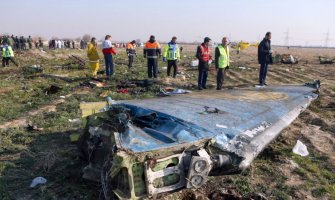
[48,39,76,49]
[0,35,43,50]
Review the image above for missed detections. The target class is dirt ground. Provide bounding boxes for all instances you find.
[0,45,334,200]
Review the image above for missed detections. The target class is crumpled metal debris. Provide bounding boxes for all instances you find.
[319,56,335,64]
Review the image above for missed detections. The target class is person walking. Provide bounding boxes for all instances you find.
[196,37,212,90]
[258,32,273,86]
[102,35,117,80]
[144,35,161,79]
[2,42,18,67]
[163,36,180,78]
[87,37,100,77]
[215,37,230,90]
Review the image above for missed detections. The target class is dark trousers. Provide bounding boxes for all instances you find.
[147,58,158,78]
[128,55,134,68]
[198,70,208,88]
[2,57,18,67]
[104,54,114,76]
[167,60,177,78]
[259,63,269,85]
[217,68,227,89]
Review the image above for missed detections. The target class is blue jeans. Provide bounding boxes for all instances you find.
[259,63,269,85]
[198,70,208,88]
[104,54,114,76]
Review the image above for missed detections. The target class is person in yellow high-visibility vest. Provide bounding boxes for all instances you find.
[163,36,180,78]
[2,42,18,67]
[87,37,100,77]
[215,37,230,90]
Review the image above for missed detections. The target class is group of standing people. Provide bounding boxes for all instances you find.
[49,40,75,49]
[85,32,273,91]
[0,35,43,51]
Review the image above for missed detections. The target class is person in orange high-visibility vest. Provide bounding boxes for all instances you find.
[126,40,136,68]
[143,35,161,78]
[196,37,212,90]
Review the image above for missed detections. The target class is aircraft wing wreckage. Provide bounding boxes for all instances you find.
[78,82,319,200]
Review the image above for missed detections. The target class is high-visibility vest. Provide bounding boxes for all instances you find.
[217,45,229,68]
[2,46,14,58]
[126,43,136,55]
[200,45,210,61]
[144,41,160,58]
[164,43,180,60]
[87,43,100,61]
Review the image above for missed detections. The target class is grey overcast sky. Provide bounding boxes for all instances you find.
[1,0,334,46]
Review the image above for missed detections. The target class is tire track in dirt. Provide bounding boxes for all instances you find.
[275,68,314,82]
[225,72,243,84]
[228,70,254,84]
[267,71,292,84]
[269,70,304,84]
[300,66,335,81]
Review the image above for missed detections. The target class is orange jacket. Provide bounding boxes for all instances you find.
[144,41,161,58]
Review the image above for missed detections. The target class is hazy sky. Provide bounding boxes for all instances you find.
[1,0,334,46]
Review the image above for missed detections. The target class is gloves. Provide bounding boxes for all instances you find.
[162,57,167,62]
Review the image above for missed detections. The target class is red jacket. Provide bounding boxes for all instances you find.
[102,47,117,55]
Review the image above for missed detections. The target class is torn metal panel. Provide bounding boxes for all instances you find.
[79,83,319,199]
[121,85,318,169]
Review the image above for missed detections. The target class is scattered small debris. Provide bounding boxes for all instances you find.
[23,64,43,74]
[198,106,224,115]
[117,88,129,94]
[292,140,309,157]
[30,177,47,188]
[319,56,335,64]
[159,87,191,96]
[304,80,321,90]
[44,84,62,95]
[26,124,44,132]
[99,90,113,98]
[89,81,108,88]
[272,54,298,64]
[68,118,81,123]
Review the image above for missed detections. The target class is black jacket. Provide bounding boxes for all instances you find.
[258,38,272,64]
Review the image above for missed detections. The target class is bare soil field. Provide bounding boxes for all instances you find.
[0,45,334,200]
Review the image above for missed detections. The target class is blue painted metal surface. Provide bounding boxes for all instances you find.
[117,85,317,168]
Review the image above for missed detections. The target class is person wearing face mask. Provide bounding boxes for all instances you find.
[143,35,161,79]
[163,36,180,78]
[87,37,100,77]
[258,32,273,86]
[215,37,230,90]
[196,37,212,90]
